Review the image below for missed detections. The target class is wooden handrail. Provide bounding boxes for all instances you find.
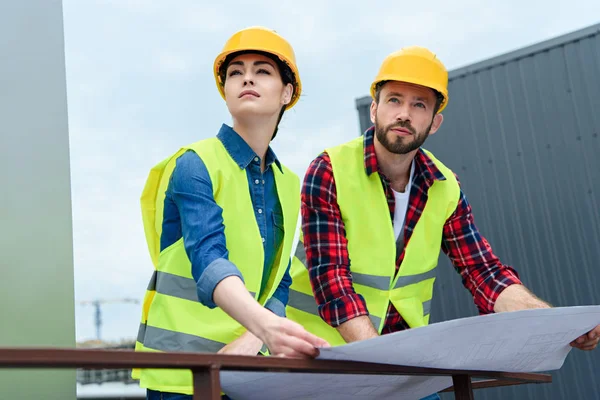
[0,348,552,400]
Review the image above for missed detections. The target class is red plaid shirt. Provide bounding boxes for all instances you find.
[300,126,522,334]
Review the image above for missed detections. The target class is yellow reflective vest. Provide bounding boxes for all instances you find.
[286,136,460,346]
[132,137,300,394]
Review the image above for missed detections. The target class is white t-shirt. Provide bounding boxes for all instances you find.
[392,160,415,241]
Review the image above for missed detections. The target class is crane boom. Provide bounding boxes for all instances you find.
[79,298,140,340]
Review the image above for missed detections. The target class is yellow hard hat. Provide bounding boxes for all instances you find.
[213,26,301,109]
[370,46,449,113]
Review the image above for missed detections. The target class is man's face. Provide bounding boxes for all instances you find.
[370,81,443,155]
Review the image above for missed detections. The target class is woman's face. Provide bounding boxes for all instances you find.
[223,53,293,120]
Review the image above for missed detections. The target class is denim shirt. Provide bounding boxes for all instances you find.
[159,124,292,317]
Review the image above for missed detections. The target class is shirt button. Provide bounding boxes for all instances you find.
[254,179,260,184]
[262,237,265,243]
[258,208,263,214]
[262,180,265,184]
[254,157,259,162]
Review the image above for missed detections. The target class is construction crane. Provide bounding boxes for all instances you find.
[79,298,140,341]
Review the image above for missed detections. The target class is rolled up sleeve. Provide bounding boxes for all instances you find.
[170,151,244,308]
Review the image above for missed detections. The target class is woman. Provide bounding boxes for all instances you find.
[132,26,329,399]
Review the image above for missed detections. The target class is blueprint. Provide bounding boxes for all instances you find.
[220,372,452,400]
[316,305,600,372]
[220,306,600,400]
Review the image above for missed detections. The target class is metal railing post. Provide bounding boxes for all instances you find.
[452,374,474,400]
[192,365,221,400]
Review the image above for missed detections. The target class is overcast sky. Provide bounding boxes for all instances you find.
[62,0,600,342]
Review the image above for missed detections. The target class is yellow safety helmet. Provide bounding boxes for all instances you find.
[213,26,301,109]
[370,46,449,113]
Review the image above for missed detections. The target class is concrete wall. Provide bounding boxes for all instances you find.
[0,1,76,398]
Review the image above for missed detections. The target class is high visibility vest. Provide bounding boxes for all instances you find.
[286,136,460,346]
[132,137,300,394]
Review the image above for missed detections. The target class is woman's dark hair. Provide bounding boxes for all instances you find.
[219,50,296,140]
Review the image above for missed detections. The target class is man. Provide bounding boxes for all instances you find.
[285,46,599,385]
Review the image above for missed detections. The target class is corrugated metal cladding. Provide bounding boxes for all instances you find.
[355,23,600,399]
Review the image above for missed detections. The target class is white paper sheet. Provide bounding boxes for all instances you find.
[317,306,600,373]
[220,306,600,400]
[220,372,452,400]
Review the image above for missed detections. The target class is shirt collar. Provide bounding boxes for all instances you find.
[216,124,282,172]
[362,125,447,185]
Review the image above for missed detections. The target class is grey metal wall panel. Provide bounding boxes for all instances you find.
[355,96,373,138]
[355,23,600,399]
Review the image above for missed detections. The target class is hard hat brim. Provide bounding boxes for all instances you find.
[214,44,301,110]
[370,77,448,113]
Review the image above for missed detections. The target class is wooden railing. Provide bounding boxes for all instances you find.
[0,348,552,400]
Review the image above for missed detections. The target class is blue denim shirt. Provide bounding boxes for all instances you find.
[159,124,292,317]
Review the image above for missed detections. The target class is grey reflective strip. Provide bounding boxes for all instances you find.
[369,314,382,331]
[147,270,157,290]
[154,271,256,302]
[393,268,437,289]
[352,272,390,291]
[423,300,432,316]
[260,344,268,354]
[155,271,198,302]
[289,290,383,332]
[294,241,391,292]
[137,322,146,343]
[294,241,307,267]
[142,324,225,353]
[288,289,319,315]
[294,239,394,293]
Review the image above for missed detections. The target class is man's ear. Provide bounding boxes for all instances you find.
[428,113,444,135]
[370,100,377,124]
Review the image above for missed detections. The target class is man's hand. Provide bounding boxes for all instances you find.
[256,313,330,358]
[218,331,264,356]
[495,284,600,352]
[570,325,600,351]
[213,276,329,359]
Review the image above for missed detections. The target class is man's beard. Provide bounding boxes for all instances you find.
[375,117,433,155]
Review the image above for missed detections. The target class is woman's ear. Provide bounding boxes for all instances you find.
[281,83,293,106]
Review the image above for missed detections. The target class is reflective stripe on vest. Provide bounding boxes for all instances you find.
[137,322,225,353]
[145,270,257,303]
[286,138,459,347]
[288,243,434,330]
[136,322,270,355]
[132,137,300,393]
